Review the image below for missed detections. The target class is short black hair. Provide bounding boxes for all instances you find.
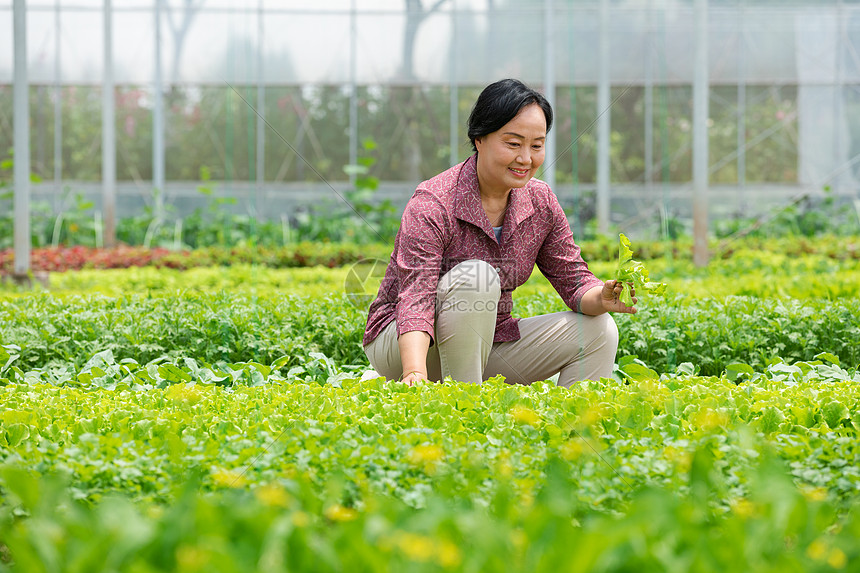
[467,79,553,153]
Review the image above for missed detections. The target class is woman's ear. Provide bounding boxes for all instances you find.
[474,136,484,153]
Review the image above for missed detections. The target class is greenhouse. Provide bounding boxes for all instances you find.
[4,1,860,263]
[1,2,859,572]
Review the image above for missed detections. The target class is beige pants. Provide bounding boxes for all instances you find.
[364,260,618,387]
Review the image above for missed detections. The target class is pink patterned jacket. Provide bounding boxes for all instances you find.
[362,154,603,346]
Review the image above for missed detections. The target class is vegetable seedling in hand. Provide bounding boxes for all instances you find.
[615,233,667,307]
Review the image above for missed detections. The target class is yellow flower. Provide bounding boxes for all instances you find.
[211,468,247,488]
[729,498,756,519]
[561,438,585,460]
[437,540,462,568]
[407,444,445,474]
[408,444,444,464]
[807,539,828,561]
[828,548,847,569]
[324,503,358,522]
[801,486,828,503]
[254,484,291,508]
[395,532,436,563]
[510,405,540,426]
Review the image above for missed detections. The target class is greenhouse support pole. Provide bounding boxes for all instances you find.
[153,0,165,220]
[693,0,709,267]
[348,0,357,186]
[644,0,653,191]
[449,0,458,166]
[597,0,610,234]
[835,0,845,194]
[102,0,117,247]
[13,0,30,277]
[737,0,746,212]
[543,0,556,191]
[256,0,265,215]
[54,0,62,214]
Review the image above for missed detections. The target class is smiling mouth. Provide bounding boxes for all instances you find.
[509,167,529,176]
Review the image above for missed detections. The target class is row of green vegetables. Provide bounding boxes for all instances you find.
[1,289,857,377]
[1,247,859,571]
[2,354,858,507]
[1,364,858,571]
[2,248,859,300]
[1,447,858,572]
[3,234,858,274]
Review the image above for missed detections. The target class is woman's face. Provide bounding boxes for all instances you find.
[474,103,547,195]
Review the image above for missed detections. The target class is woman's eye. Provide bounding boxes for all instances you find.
[532,145,543,150]
[506,142,520,147]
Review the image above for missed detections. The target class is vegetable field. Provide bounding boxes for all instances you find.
[1,239,859,572]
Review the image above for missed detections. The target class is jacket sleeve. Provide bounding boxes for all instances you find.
[393,192,449,342]
[534,192,603,312]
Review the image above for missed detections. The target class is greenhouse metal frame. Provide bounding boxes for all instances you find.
[3,0,860,273]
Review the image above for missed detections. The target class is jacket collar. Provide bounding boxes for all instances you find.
[452,154,535,238]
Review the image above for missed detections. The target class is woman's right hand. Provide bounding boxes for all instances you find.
[400,370,428,386]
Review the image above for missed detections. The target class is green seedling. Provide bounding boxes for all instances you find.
[615,233,668,306]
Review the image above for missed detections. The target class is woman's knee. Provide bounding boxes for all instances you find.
[595,312,619,351]
[437,260,501,316]
[441,259,500,297]
[562,312,618,356]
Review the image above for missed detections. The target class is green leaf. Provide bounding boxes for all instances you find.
[621,363,659,382]
[725,363,754,382]
[343,164,369,176]
[759,406,785,433]
[615,233,668,304]
[822,401,849,429]
[5,423,31,447]
[157,363,193,384]
[813,352,840,366]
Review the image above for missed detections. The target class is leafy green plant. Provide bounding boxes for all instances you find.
[0,448,858,573]
[615,233,667,305]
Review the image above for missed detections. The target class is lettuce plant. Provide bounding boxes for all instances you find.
[615,233,668,306]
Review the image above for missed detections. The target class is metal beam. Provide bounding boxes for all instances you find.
[693,0,709,266]
[256,0,265,215]
[737,1,746,212]
[102,0,116,247]
[13,0,30,276]
[543,0,556,191]
[645,0,653,193]
[597,0,610,234]
[348,0,357,185]
[449,0,458,166]
[54,0,62,215]
[153,0,165,219]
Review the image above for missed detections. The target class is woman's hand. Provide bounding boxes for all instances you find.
[601,279,637,314]
[400,370,428,386]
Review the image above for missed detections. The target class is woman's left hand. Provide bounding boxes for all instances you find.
[601,279,637,314]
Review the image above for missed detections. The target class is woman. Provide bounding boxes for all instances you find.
[363,79,636,387]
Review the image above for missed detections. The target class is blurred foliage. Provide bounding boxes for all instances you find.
[0,399,858,572]
[0,83,857,247]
